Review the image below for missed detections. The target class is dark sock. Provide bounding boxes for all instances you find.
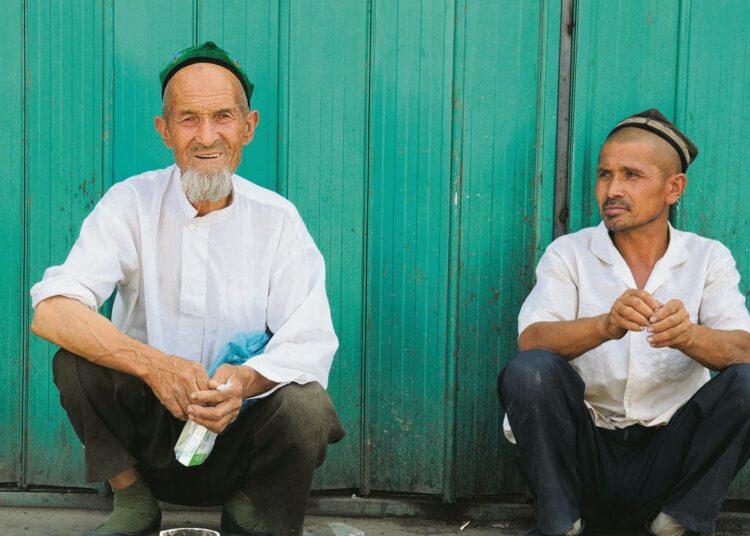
[225,490,269,531]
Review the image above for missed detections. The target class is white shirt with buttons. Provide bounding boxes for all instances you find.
[31,165,338,398]
[504,222,750,442]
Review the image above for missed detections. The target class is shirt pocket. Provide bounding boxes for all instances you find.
[656,348,695,381]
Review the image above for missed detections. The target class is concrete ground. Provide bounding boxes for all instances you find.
[0,508,526,536]
[2,506,750,535]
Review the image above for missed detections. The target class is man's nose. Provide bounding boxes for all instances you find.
[195,117,220,146]
[606,174,625,197]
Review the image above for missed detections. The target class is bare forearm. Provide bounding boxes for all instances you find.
[30,296,165,380]
[677,326,750,371]
[519,315,614,360]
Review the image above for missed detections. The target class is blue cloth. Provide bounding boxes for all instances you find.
[208,331,271,415]
[208,331,270,376]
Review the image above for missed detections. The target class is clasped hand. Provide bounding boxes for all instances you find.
[603,289,693,349]
[144,357,246,433]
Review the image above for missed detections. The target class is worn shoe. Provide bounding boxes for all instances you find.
[644,527,706,536]
[644,512,710,536]
[220,490,273,536]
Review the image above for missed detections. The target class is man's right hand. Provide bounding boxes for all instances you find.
[601,289,662,340]
[142,354,210,420]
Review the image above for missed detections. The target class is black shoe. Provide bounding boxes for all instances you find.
[220,506,273,536]
[82,509,161,536]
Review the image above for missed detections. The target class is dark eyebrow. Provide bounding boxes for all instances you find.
[623,166,645,174]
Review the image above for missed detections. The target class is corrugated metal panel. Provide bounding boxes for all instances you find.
[670,0,750,498]
[567,0,681,231]
[113,0,195,181]
[197,0,279,192]
[281,1,369,490]
[454,0,559,498]
[0,0,25,485]
[365,0,454,494]
[25,1,107,487]
[7,0,750,502]
[567,0,750,500]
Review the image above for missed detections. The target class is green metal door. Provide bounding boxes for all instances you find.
[3,0,749,502]
[0,0,25,485]
[566,0,750,498]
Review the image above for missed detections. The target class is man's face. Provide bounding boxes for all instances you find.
[154,63,258,174]
[595,134,683,233]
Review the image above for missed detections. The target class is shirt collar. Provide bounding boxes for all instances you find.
[589,221,690,292]
[170,164,237,224]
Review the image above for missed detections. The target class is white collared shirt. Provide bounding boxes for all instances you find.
[31,165,338,397]
[504,222,750,442]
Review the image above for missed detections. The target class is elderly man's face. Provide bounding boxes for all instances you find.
[154,63,258,175]
[595,130,685,233]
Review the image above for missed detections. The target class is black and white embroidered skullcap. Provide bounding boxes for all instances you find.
[607,108,698,172]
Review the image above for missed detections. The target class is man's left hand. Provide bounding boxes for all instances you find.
[186,364,247,433]
[646,299,694,350]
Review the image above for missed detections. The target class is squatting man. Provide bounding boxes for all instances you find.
[31,42,344,536]
[499,109,750,536]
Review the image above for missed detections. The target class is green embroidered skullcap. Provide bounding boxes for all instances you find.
[159,41,254,103]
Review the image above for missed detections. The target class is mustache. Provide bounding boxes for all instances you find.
[602,198,631,210]
[189,143,227,153]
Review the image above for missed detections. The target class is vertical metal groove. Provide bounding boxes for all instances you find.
[21,0,29,489]
[194,0,200,45]
[672,0,692,226]
[360,0,374,496]
[443,0,464,503]
[102,1,114,192]
[276,0,290,197]
[553,0,575,239]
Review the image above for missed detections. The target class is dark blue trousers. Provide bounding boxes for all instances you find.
[498,349,750,535]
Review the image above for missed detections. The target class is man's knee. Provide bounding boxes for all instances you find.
[52,348,81,394]
[720,363,750,414]
[498,349,568,401]
[262,382,344,448]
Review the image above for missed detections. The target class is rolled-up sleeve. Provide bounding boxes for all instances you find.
[243,211,338,397]
[517,241,579,336]
[30,184,140,311]
[699,242,750,332]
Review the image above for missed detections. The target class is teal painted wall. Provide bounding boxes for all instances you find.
[567,0,750,498]
[1,0,748,501]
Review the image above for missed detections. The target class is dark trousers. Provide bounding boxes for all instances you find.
[52,349,345,536]
[498,349,750,535]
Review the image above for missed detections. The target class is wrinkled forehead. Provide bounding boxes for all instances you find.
[165,63,245,109]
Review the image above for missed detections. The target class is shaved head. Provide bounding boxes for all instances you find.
[603,127,682,178]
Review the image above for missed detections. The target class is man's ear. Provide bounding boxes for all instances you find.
[242,110,260,145]
[154,116,173,148]
[665,173,687,206]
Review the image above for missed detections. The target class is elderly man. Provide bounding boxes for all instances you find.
[498,109,750,536]
[30,41,344,536]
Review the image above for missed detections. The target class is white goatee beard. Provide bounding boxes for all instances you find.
[181,168,233,204]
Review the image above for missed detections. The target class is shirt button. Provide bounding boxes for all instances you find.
[188,224,195,231]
